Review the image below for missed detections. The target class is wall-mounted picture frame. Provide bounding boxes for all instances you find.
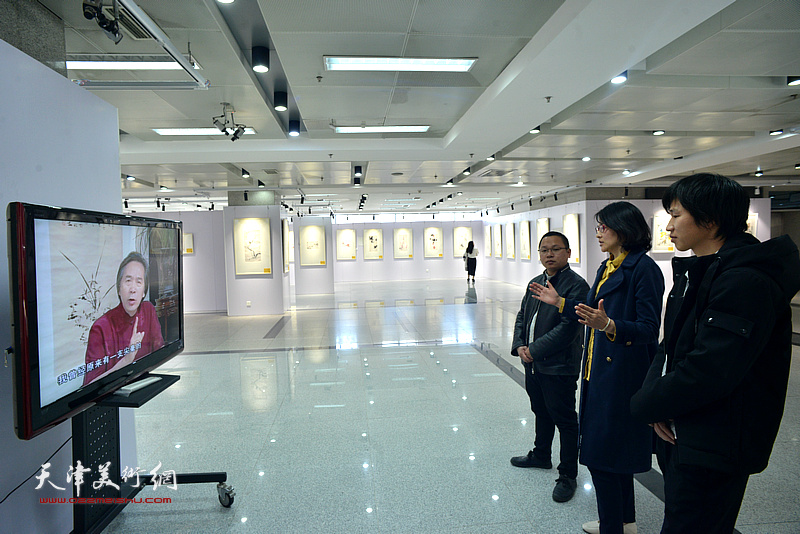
[288,230,294,263]
[652,211,674,253]
[563,213,580,264]
[746,212,758,236]
[364,228,383,260]
[505,222,515,259]
[299,225,326,266]
[519,221,531,260]
[536,217,550,251]
[424,227,443,257]
[282,219,290,272]
[484,225,492,257]
[234,218,272,275]
[182,232,194,255]
[394,227,413,258]
[336,228,357,260]
[453,226,473,258]
[493,224,502,258]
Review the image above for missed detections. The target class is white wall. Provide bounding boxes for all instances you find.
[0,39,122,533]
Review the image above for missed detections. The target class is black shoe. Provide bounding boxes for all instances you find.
[552,476,577,502]
[510,451,552,469]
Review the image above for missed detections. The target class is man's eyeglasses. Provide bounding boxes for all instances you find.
[538,247,566,255]
[595,224,608,233]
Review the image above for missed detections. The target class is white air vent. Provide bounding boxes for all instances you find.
[102,5,153,40]
[477,168,517,178]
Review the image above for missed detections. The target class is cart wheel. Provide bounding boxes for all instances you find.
[216,482,236,508]
[219,492,234,507]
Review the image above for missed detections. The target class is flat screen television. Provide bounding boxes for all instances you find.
[7,202,184,440]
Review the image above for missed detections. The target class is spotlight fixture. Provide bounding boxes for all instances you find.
[252,46,269,73]
[554,192,558,201]
[457,191,463,196]
[446,178,454,186]
[288,120,301,137]
[611,71,627,84]
[496,208,500,214]
[242,168,250,178]
[309,207,312,215]
[529,199,533,207]
[372,214,375,221]
[463,167,471,176]
[211,203,215,210]
[83,0,122,44]
[126,175,135,181]
[529,126,541,134]
[300,196,305,204]
[540,197,544,203]
[274,91,288,112]
[624,186,629,197]
[231,125,246,142]
[754,187,761,195]
[789,76,800,87]
[447,194,453,200]
[156,198,161,208]
[354,165,363,177]
[652,130,666,136]
[244,191,249,201]
[213,118,228,134]
[511,204,514,211]
[755,170,763,177]
[796,163,800,170]
[258,180,265,188]
[354,176,361,187]
[123,199,128,208]
[622,169,631,175]
[161,205,165,212]
[486,154,495,161]
[769,129,784,136]
[212,102,250,142]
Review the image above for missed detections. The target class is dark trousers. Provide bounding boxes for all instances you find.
[588,468,635,534]
[524,366,579,479]
[657,443,749,534]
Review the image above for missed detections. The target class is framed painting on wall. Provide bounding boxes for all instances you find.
[493,224,502,257]
[746,212,758,236]
[234,217,272,275]
[336,228,356,260]
[182,232,194,255]
[288,230,294,263]
[505,223,515,259]
[536,217,550,251]
[299,225,326,266]
[393,228,413,258]
[484,225,492,257]
[282,219,290,272]
[364,228,383,259]
[563,213,580,264]
[424,227,443,257]
[652,211,674,252]
[453,226,473,258]
[519,221,531,260]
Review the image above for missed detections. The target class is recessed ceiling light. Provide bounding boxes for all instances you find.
[486,154,495,161]
[787,76,800,86]
[334,125,429,134]
[622,169,630,175]
[126,175,135,181]
[611,71,628,84]
[153,127,255,136]
[652,130,666,136]
[323,56,475,72]
[769,129,783,136]
[582,156,591,162]
[529,126,541,134]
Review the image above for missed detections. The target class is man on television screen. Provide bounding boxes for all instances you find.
[82,252,164,385]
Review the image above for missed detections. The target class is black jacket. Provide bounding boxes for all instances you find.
[631,233,800,474]
[511,265,589,375]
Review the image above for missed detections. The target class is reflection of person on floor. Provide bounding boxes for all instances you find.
[465,286,477,303]
[83,252,164,386]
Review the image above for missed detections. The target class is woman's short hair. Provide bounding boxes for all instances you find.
[662,173,749,240]
[596,201,651,252]
[116,251,149,295]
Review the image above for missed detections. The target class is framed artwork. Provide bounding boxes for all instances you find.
[536,217,550,251]
[282,219,290,272]
[519,221,531,260]
[746,212,758,236]
[563,213,580,264]
[484,225,491,257]
[234,218,272,275]
[336,228,356,260]
[182,232,194,255]
[652,211,674,252]
[299,225,326,266]
[364,228,383,259]
[424,227,443,258]
[393,228,413,258]
[453,226,473,258]
[288,230,294,263]
[493,224,502,257]
[505,223,515,259]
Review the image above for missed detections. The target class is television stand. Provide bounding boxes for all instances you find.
[72,373,235,534]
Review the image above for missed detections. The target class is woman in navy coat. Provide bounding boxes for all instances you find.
[531,202,664,534]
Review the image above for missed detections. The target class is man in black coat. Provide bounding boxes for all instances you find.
[510,231,589,503]
[631,174,800,533]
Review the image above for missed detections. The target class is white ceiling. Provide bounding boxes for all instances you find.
[40,0,800,214]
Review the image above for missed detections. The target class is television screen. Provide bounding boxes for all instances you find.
[8,202,184,440]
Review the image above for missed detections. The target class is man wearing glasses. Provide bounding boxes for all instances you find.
[510,231,589,503]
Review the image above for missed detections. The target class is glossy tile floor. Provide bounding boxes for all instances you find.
[106,279,800,533]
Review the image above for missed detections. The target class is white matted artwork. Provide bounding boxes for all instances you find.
[299,225,326,266]
[536,217,550,250]
[234,218,272,275]
[562,213,580,264]
[652,211,674,253]
[484,225,491,257]
[519,221,531,260]
[505,223,515,259]
[182,232,194,255]
[424,227,443,257]
[453,226,473,258]
[288,230,294,263]
[364,228,383,259]
[746,212,758,236]
[337,228,356,260]
[282,219,290,272]
[394,228,413,258]
[493,224,502,257]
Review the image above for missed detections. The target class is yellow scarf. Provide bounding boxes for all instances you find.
[584,250,628,380]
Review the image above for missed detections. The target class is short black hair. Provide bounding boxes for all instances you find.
[539,231,569,249]
[662,173,749,240]
[595,201,651,252]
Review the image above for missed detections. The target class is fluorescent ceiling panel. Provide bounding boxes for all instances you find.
[67,60,201,71]
[153,128,256,136]
[335,126,429,134]
[324,56,475,72]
